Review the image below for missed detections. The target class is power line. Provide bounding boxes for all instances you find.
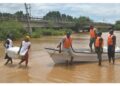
[24,3,32,34]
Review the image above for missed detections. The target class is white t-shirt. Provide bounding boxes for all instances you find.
[19,41,31,56]
[5,38,13,53]
[5,38,13,49]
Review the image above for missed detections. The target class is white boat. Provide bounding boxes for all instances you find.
[45,46,120,64]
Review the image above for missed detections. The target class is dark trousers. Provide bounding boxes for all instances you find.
[4,54,13,65]
[19,52,29,66]
[108,45,115,64]
[89,38,95,52]
[96,47,103,66]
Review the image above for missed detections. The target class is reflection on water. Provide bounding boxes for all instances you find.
[0,31,120,83]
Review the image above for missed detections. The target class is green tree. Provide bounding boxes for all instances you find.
[72,16,93,32]
[14,11,26,21]
[114,20,120,30]
[43,11,74,22]
[61,14,67,21]
[0,12,13,21]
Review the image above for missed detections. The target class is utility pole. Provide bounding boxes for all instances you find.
[24,3,32,35]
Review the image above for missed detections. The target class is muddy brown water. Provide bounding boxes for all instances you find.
[0,31,120,83]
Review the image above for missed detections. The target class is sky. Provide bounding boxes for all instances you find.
[0,3,120,24]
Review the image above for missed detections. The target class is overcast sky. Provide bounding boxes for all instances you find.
[0,3,120,24]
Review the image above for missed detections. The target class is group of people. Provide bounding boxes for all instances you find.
[4,35,31,67]
[3,26,116,66]
[89,26,116,66]
[57,25,116,66]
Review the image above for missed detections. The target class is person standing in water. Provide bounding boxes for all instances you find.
[18,36,31,67]
[57,32,73,65]
[89,25,97,52]
[95,32,104,66]
[4,34,13,65]
[107,29,116,64]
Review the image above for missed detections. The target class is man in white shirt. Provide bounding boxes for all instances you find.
[18,36,31,67]
[4,34,13,65]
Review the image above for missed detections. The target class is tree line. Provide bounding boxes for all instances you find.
[43,11,94,32]
[0,11,27,21]
[43,11,74,22]
[0,10,120,32]
[43,11,120,31]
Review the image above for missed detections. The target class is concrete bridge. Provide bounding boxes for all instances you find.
[93,23,113,30]
[20,19,113,32]
[21,20,75,28]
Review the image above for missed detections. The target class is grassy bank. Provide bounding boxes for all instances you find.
[31,28,72,38]
[1,20,114,40]
[0,20,73,40]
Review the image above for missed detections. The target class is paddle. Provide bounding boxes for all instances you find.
[45,48,60,51]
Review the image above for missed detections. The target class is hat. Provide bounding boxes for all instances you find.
[25,36,30,40]
[109,29,114,34]
[66,32,71,35]
[97,32,102,36]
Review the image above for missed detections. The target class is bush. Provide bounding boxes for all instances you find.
[31,32,42,38]
[31,28,72,38]
[0,20,26,40]
[42,29,53,35]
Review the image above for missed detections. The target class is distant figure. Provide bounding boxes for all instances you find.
[57,32,73,65]
[89,25,97,52]
[4,34,13,65]
[107,30,116,64]
[95,32,104,66]
[18,36,31,67]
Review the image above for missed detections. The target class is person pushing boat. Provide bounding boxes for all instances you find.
[95,32,104,66]
[107,29,116,64]
[57,32,73,65]
[18,36,31,67]
[89,25,97,52]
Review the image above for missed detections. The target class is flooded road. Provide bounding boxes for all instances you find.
[0,31,120,83]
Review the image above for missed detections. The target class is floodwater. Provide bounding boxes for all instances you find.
[0,31,120,83]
